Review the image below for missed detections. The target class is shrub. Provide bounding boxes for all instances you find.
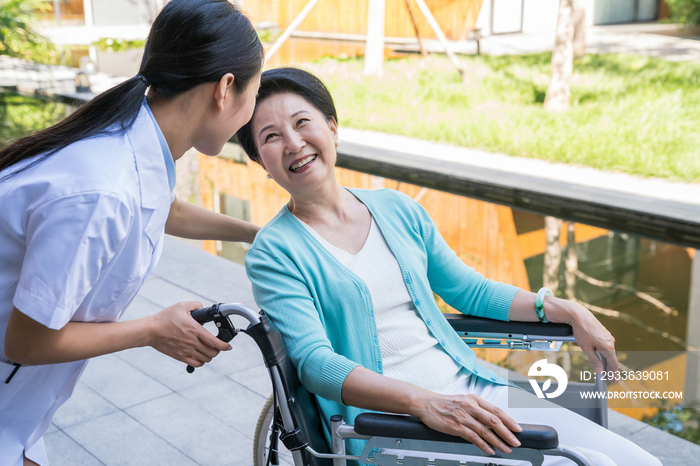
[0,0,55,61]
[666,0,700,27]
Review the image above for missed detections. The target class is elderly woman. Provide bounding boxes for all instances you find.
[238,67,660,465]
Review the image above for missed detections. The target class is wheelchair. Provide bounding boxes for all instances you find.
[188,303,609,466]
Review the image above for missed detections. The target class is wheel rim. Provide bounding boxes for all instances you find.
[254,395,295,466]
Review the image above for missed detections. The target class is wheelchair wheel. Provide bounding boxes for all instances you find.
[254,395,294,466]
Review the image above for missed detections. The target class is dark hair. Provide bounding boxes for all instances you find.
[0,0,263,180]
[237,67,337,162]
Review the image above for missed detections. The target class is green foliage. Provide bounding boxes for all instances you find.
[0,94,69,148]
[643,405,700,444]
[308,53,700,182]
[92,37,145,53]
[666,0,700,26]
[0,0,55,61]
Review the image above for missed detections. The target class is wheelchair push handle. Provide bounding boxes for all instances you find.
[190,305,218,324]
[186,303,238,374]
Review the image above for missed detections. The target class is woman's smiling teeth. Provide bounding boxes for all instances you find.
[289,154,317,172]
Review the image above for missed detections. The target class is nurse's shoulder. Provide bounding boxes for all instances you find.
[1,106,159,212]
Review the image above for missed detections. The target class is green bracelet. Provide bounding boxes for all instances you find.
[535,287,553,323]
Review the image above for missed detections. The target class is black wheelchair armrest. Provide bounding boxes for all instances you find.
[354,413,559,450]
[445,314,573,338]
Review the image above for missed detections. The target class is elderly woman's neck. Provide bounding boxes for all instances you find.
[289,183,359,226]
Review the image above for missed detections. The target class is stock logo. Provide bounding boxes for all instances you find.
[528,359,568,399]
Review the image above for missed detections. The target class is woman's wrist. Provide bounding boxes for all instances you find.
[404,386,434,418]
[543,297,583,326]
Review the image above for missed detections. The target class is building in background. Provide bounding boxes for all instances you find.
[39,0,167,27]
[478,0,665,36]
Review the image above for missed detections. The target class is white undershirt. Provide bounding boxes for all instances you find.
[298,217,462,393]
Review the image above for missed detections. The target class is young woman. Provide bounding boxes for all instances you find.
[238,68,662,465]
[0,1,263,464]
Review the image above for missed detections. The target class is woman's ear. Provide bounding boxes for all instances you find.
[328,117,339,146]
[214,73,235,111]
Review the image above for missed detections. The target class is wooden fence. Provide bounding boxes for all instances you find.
[242,0,484,65]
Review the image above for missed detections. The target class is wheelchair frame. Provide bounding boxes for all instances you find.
[191,303,606,466]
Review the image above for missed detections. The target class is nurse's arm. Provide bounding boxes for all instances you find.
[4,302,231,367]
[165,196,259,243]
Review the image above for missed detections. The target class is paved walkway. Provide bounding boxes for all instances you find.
[44,237,265,466]
[43,236,700,465]
[476,23,700,62]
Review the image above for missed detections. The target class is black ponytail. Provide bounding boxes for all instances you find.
[0,0,263,180]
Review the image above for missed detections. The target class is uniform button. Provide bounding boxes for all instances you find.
[414,300,421,307]
[491,377,497,381]
[456,357,461,362]
[426,319,431,325]
[405,277,412,284]
[440,340,446,346]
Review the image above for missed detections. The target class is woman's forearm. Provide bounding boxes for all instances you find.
[341,366,522,455]
[165,196,259,243]
[341,366,427,415]
[4,306,152,365]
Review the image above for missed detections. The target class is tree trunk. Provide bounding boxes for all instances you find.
[544,0,575,113]
[564,222,577,300]
[364,0,386,76]
[573,0,586,58]
[543,216,563,293]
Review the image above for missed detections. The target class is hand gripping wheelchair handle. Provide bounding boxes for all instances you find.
[186,303,238,373]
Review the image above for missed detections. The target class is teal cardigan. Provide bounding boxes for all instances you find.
[245,188,520,458]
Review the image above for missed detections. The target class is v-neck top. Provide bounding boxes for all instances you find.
[297,216,463,393]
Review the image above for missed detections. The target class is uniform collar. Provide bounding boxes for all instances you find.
[128,104,173,210]
[142,98,176,192]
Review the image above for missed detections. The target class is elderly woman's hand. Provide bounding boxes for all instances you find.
[414,392,522,455]
[342,367,523,456]
[554,298,618,375]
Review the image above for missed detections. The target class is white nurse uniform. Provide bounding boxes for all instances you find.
[0,101,175,466]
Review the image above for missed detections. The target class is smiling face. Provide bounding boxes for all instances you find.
[251,92,339,195]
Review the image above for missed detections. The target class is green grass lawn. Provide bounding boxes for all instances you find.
[304,53,700,183]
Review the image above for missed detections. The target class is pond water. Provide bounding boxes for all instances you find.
[3,93,698,442]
